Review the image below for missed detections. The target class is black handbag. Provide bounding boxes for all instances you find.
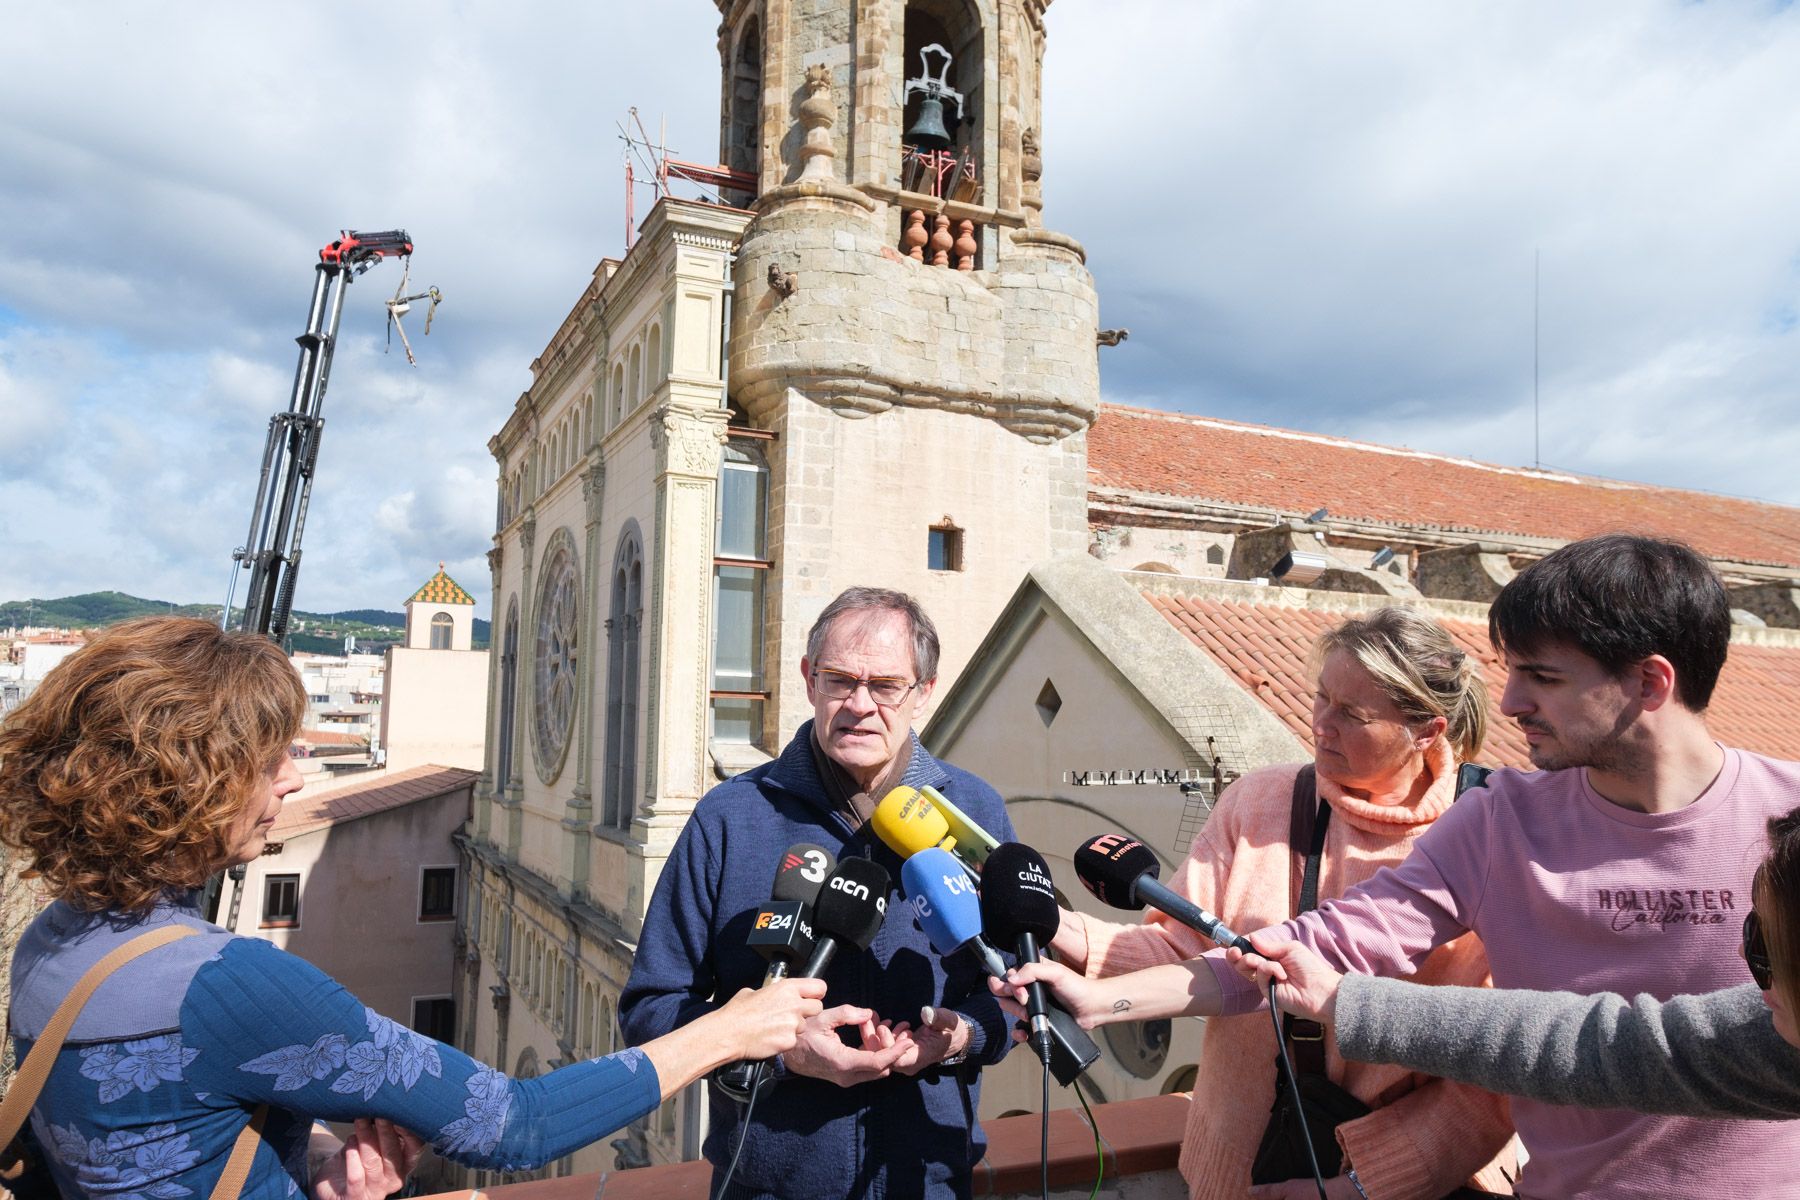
[1250,766,1364,1183]
[1249,767,1511,1198]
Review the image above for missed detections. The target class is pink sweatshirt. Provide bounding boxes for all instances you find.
[1207,746,1800,1198]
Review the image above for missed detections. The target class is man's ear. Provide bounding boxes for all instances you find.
[800,656,816,702]
[1636,655,1678,711]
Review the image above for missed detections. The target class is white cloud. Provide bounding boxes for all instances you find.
[2,0,1797,617]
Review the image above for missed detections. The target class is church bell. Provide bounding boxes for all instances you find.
[905,96,953,150]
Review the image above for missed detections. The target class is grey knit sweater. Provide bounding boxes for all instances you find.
[1335,976,1800,1119]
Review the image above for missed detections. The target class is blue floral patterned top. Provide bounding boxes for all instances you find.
[8,897,660,1200]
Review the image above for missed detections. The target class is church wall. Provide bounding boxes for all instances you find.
[928,605,1214,1115]
[762,398,1087,739]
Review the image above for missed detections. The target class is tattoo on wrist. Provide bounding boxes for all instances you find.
[1111,998,1132,1014]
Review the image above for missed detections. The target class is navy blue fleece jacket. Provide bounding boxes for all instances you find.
[619,722,1017,1200]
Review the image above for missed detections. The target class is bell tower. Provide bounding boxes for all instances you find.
[714,0,1097,733]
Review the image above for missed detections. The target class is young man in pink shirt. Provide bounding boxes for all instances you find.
[1012,534,1800,1198]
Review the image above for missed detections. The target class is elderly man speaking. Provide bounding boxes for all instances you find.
[621,586,1017,1199]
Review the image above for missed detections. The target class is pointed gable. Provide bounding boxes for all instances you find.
[408,565,475,608]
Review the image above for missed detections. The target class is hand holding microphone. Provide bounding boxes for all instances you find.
[1074,833,1255,953]
[776,857,917,1088]
[978,842,1063,1066]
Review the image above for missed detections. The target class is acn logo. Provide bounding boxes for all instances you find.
[829,876,871,902]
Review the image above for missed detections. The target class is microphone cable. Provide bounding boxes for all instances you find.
[1071,1077,1103,1200]
[1039,1053,1050,1200]
[712,1069,762,1200]
[1268,979,1329,1200]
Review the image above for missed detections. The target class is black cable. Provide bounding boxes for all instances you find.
[1268,979,1329,1200]
[712,1069,762,1200]
[1071,1077,1103,1199]
[1039,1055,1051,1200]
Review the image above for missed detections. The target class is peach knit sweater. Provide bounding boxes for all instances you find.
[1074,745,1517,1200]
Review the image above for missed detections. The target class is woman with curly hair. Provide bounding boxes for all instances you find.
[1,617,825,1200]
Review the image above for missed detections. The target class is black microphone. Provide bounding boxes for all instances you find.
[747,844,837,981]
[978,841,1060,1066]
[1074,833,1254,953]
[798,857,891,979]
[717,844,841,1102]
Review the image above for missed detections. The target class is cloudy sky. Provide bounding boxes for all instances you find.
[3,1,1797,617]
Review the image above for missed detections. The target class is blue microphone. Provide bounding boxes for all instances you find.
[902,848,1100,1085]
[902,848,1008,977]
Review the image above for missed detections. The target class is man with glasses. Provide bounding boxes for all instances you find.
[622,586,1017,1199]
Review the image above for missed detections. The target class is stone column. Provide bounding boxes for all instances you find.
[475,543,505,845]
[563,461,606,896]
[636,404,729,847]
[507,515,537,860]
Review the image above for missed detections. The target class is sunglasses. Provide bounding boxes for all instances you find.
[1743,910,1774,991]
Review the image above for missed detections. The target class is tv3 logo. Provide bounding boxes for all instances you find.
[782,848,831,883]
[755,910,795,931]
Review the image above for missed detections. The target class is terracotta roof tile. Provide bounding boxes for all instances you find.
[1090,404,1800,570]
[1150,591,1800,769]
[271,765,478,839]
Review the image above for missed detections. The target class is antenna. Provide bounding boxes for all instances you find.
[1533,247,1541,469]
[1060,704,1249,855]
[616,108,756,249]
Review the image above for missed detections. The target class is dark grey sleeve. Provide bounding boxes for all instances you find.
[1335,977,1800,1119]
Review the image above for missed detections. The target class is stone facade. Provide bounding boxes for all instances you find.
[457,1,1101,1180]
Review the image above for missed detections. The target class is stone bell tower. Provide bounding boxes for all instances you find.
[714,0,1100,732]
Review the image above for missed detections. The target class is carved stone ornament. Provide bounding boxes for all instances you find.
[797,62,837,182]
[1022,127,1043,183]
[1022,126,1045,226]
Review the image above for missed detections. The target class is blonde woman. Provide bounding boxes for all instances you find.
[1035,608,1515,1200]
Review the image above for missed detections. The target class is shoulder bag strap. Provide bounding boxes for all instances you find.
[206,1104,267,1200]
[1283,765,1332,1078]
[0,925,199,1148]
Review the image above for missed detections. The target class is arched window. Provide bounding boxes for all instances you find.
[611,364,625,428]
[603,524,645,830]
[645,325,663,395]
[628,344,643,412]
[901,2,984,172]
[724,15,761,205]
[495,598,520,796]
[430,612,454,650]
[712,436,770,743]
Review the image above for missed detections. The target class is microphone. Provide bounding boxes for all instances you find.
[872,788,979,878]
[904,849,1099,1084]
[916,786,999,865]
[746,844,838,981]
[1073,833,1253,953]
[978,841,1060,1065]
[798,857,892,979]
[901,848,1004,975]
[717,844,840,1102]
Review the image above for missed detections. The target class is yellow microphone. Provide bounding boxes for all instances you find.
[918,785,999,865]
[872,786,954,859]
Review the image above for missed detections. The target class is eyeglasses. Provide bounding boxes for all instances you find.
[1744,909,1774,991]
[810,668,920,708]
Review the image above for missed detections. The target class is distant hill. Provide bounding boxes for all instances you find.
[2,593,489,650]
